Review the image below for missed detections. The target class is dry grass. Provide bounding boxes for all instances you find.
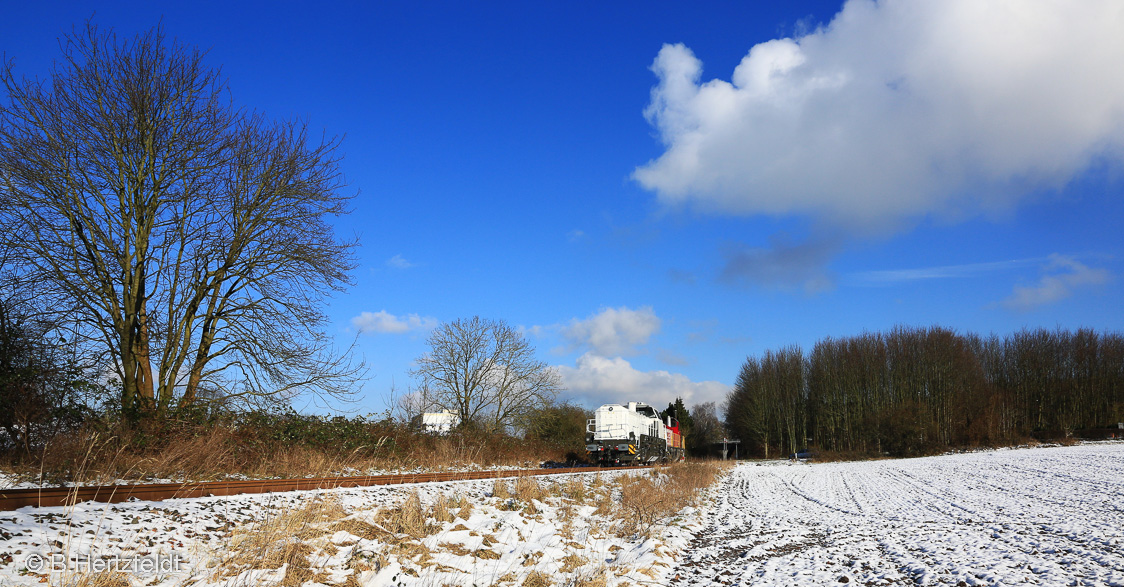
[431,493,455,523]
[213,495,348,584]
[563,477,588,503]
[607,461,731,539]
[559,553,588,573]
[204,490,458,580]
[513,475,547,502]
[377,491,437,540]
[521,551,544,567]
[456,497,474,519]
[3,417,575,487]
[592,491,612,517]
[569,568,609,587]
[69,572,132,587]
[329,517,387,541]
[523,570,553,587]
[51,461,730,587]
[492,478,512,499]
[447,492,469,510]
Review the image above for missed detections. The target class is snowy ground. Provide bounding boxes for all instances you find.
[671,442,1124,587]
[0,467,710,586]
[3,443,1122,587]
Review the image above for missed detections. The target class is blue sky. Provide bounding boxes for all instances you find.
[4,1,1122,416]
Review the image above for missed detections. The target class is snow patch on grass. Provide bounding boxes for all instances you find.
[0,463,729,587]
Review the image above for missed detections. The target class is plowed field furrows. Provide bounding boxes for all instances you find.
[671,443,1124,586]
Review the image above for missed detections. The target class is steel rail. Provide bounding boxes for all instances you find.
[0,466,643,511]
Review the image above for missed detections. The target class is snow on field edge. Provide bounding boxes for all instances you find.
[0,467,724,587]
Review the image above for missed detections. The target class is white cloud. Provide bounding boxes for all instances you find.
[635,1,1124,232]
[1002,255,1111,311]
[351,310,437,334]
[519,324,547,339]
[557,352,729,410]
[386,254,414,269]
[562,306,661,356]
[849,257,1042,285]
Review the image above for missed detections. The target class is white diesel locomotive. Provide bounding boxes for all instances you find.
[585,402,684,465]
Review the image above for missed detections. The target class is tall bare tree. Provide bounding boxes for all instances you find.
[411,316,561,432]
[0,24,361,420]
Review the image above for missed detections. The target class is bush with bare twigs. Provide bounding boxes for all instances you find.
[3,412,579,486]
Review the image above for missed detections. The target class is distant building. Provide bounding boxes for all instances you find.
[412,410,461,435]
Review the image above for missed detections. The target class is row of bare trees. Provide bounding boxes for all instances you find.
[726,326,1124,458]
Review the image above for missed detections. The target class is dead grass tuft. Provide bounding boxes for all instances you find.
[378,491,437,539]
[473,548,502,560]
[330,518,387,541]
[563,478,588,503]
[559,553,587,573]
[440,542,473,557]
[523,570,554,587]
[513,475,546,502]
[215,496,347,581]
[492,478,512,499]
[70,572,132,587]
[457,498,474,519]
[592,491,612,517]
[570,568,609,587]
[430,493,455,523]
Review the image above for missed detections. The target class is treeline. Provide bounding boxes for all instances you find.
[726,326,1124,458]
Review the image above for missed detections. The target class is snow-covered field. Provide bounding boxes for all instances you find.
[0,467,710,586]
[3,443,1122,587]
[673,442,1124,586]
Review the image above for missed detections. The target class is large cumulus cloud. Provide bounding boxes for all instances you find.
[634,0,1124,232]
[561,306,661,356]
[557,352,729,410]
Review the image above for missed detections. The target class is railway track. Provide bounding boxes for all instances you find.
[0,466,642,511]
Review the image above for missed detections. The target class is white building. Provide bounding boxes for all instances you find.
[416,410,461,435]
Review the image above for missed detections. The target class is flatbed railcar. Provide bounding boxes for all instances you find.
[585,401,684,466]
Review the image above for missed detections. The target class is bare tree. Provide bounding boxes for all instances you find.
[0,296,90,458]
[411,316,561,432]
[0,24,362,421]
[394,384,438,424]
